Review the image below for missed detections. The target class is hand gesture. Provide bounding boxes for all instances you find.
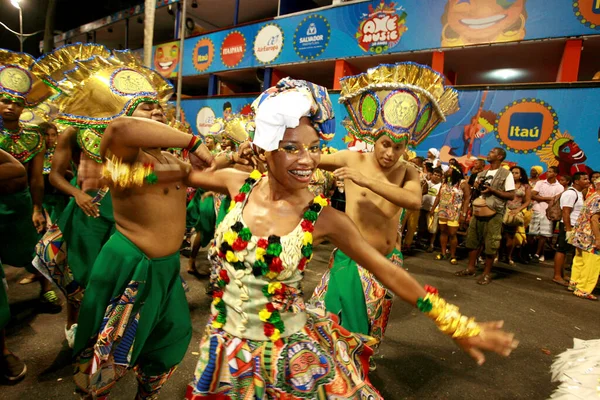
[32,210,46,233]
[75,191,100,218]
[334,167,369,187]
[193,143,214,169]
[238,141,254,164]
[455,320,519,366]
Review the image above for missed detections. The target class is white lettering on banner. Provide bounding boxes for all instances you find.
[362,15,399,44]
[299,35,323,43]
[223,46,243,54]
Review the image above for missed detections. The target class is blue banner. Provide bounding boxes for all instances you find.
[181,86,600,175]
[181,0,600,76]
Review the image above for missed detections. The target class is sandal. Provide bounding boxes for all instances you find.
[567,282,577,292]
[426,246,434,253]
[450,257,458,265]
[435,254,446,260]
[573,290,598,301]
[477,274,493,285]
[454,268,475,277]
[552,278,569,287]
[508,259,515,266]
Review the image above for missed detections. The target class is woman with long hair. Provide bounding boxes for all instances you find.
[503,166,531,265]
[431,164,470,265]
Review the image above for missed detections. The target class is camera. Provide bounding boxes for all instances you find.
[478,175,493,190]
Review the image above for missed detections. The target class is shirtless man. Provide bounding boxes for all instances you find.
[0,51,60,310]
[0,149,29,381]
[310,63,459,368]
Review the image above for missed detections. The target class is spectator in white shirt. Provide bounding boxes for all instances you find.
[552,172,590,285]
[528,166,564,262]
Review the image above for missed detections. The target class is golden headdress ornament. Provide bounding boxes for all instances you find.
[19,101,58,127]
[209,114,255,145]
[0,49,52,107]
[537,130,572,168]
[33,43,111,91]
[339,62,459,146]
[49,48,173,129]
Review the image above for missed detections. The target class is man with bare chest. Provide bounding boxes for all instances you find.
[0,50,60,310]
[310,63,459,365]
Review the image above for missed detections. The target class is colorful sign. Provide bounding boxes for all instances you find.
[196,106,216,136]
[193,38,214,73]
[181,0,599,76]
[153,41,180,78]
[253,24,284,64]
[356,1,408,53]
[221,31,246,68]
[293,15,331,60]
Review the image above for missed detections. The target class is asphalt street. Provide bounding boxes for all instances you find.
[1,244,597,399]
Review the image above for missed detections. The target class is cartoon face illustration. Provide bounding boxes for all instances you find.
[286,341,330,392]
[153,43,180,78]
[442,0,526,46]
[558,140,587,164]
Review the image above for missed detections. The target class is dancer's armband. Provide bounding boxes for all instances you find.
[102,155,157,188]
[187,135,203,153]
[417,285,481,339]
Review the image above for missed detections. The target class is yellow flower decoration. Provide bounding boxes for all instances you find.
[255,247,266,261]
[267,281,282,294]
[223,230,238,246]
[270,328,281,341]
[259,309,272,322]
[313,195,329,207]
[228,201,237,212]
[226,251,239,263]
[212,320,223,329]
[303,232,313,246]
[212,297,221,305]
[266,271,278,280]
[249,170,262,180]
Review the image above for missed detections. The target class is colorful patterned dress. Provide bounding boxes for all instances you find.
[437,182,464,222]
[187,171,380,399]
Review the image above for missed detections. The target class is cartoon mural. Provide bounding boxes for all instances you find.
[441,0,527,47]
[153,41,180,78]
[537,130,593,176]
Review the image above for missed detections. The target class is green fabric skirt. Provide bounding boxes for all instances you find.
[57,190,115,288]
[0,188,38,270]
[74,230,192,395]
[186,189,216,248]
[0,260,9,329]
[43,193,68,225]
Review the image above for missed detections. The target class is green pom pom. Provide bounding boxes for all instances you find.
[145,172,158,185]
[416,298,432,313]
[239,183,251,193]
[239,228,252,241]
[262,285,270,297]
[303,210,318,222]
[218,280,226,288]
[216,313,226,323]
[301,244,313,258]
[270,311,282,324]
[267,243,283,256]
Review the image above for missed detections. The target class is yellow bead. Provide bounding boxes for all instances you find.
[259,309,272,322]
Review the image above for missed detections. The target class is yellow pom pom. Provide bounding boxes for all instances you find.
[226,251,239,263]
[212,297,221,305]
[255,247,266,261]
[270,328,281,342]
[303,232,313,246]
[266,271,278,280]
[212,320,223,329]
[259,309,272,322]
[228,201,237,212]
[313,195,329,207]
[249,170,262,180]
[268,281,282,294]
[224,231,238,246]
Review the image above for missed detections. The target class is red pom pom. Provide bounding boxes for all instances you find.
[213,290,224,298]
[275,285,286,296]
[266,303,275,312]
[234,193,246,203]
[232,238,248,251]
[298,258,307,271]
[257,238,269,249]
[219,269,230,284]
[270,257,284,273]
[424,285,438,295]
[301,220,314,233]
[218,251,226,259]
[264,322,275,337]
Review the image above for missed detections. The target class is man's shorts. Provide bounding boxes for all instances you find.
[528,211,554,238]
[465,213,503,256]
[555,222,574,254]
[438,218,460,228]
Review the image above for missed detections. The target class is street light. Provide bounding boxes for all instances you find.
[10,0,24,52]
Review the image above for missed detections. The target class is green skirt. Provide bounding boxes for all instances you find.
[310,248,403,345]
[0,188,38,270]
[0,260,9,329]
[57,190,115,288]
[186,189,216,248]
[43,193,68,225]
[74,230,192,395]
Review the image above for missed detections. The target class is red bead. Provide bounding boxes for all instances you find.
[301,220,314,233]
[264,322,275,336]
[213,290,224,298]
[232,238,248,251]
[298,258,307,271]
[257,238,269,249]
[270,257,283,273]
[234,193,246,203]
[219,269,230,283]
[424,285,438,294]
[266,303,275,312]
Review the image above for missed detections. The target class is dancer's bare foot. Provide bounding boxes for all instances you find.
[19,273,38,285]
[187,259,199,275]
